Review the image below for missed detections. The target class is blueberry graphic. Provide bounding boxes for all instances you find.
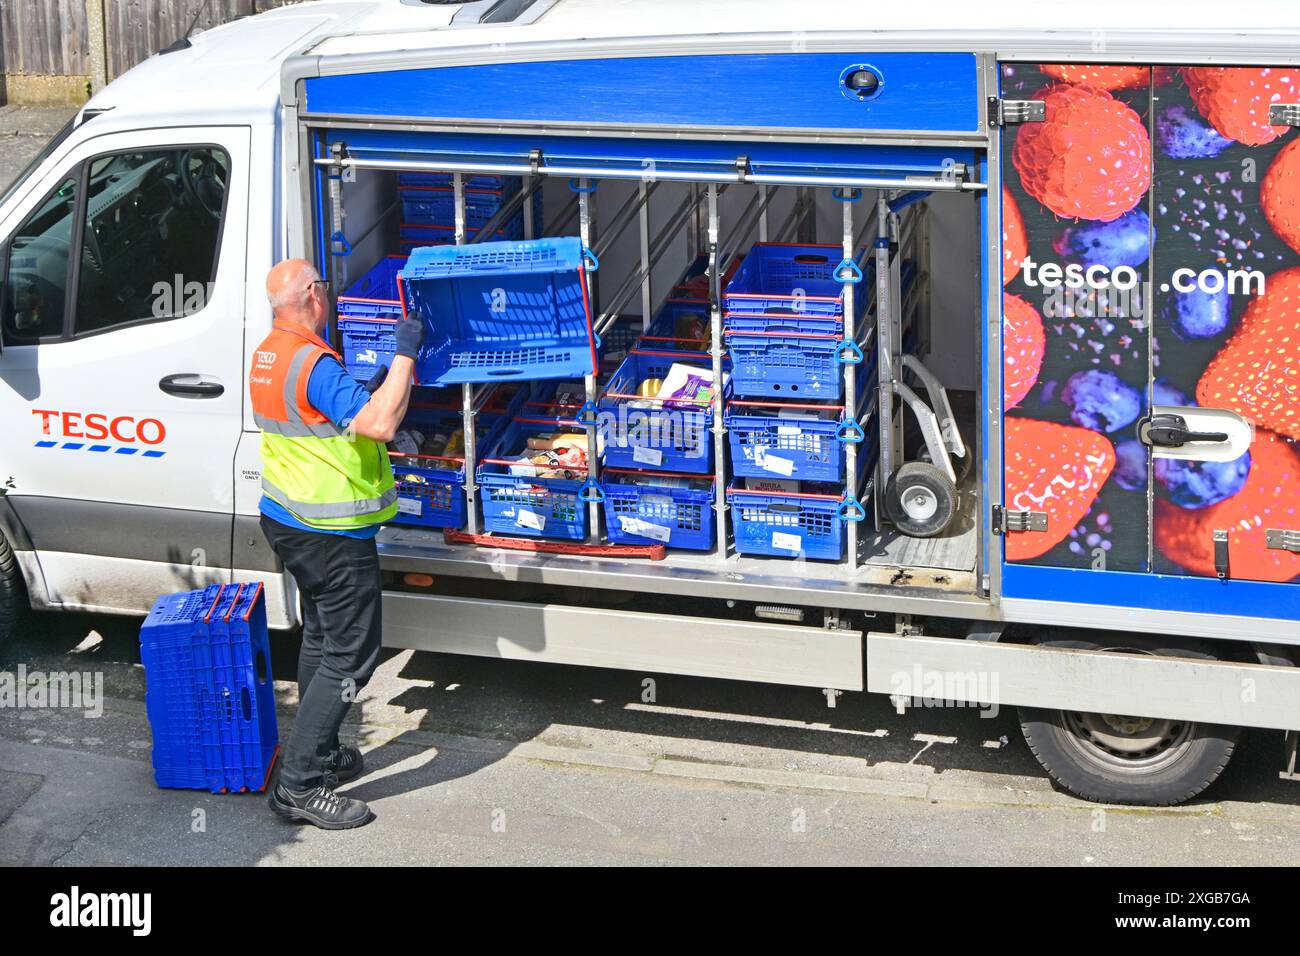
[1062,369,1144,433]
[1155,104,1233,159]
[1154,451,1251,509]
[1165,284,1232,340]
[1152,378,1190,408]
[1054,210,1151,269]
[1114,439,1149,491]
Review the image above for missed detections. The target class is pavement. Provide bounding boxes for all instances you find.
[0,106,80,193]
[0,104,1298,867]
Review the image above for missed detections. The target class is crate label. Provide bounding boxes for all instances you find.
[618,516,671,543]
[516,508,546,531]
[776,425,805,437]
[397,497,423,517]
[760,453,795,477]
[632,445,664,467]
[771,531,803,553]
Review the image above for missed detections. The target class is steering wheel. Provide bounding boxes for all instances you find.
[179,149,226,221]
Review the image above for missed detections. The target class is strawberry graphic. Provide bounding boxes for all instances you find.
[1012,84,1151,222]
[1196,265,1300,440]
[1002,186,1027,285]
[1155,430,1300,583]
[1004,418,1116,561]
[1182,66,1300,146]
[1262,137,1300,255]
[1003,293,1044,409]
[1040,64,1149,91]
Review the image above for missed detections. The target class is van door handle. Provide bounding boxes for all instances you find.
[1137,413,1228,448]
[159,374,225,398]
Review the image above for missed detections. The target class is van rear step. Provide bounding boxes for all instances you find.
[443,529,666,560]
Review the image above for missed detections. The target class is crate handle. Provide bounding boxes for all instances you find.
[835,420,865,444]
[569,179,599,194]
[583,247,600,272]
[838,495,867,522]
[832,187,863,202]
[576,400,599,425]
[792,254,829,265]
[578,479,605,503]
[330,231,352,257]
[834,257,863,285]
[836,339,865,365]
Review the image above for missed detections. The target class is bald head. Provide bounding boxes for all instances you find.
[267,258,328,333]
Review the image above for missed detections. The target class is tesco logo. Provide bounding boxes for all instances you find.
[32,409,167,445]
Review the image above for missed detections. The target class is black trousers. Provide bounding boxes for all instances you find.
[260,516,383,790]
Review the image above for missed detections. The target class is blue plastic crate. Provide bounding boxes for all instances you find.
[601,470,716,550]
[727,481,850,561]
[641,302,712,355]
[338,315,398,382]
[477,414,591,540]
[724,243,864,318]
[400,237,599,387]
[599,350,727,474]
[723,323,851,400]
[399,186,541,230]
[398,172,516,190]
[725,368,877,482]
[140,583,278,793]
[337,255,407,321]
[399,217,525,251]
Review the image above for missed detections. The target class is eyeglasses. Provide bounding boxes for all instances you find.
[310,279,331,294]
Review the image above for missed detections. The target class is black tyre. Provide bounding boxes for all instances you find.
[884,461,957,537]
[0,529,28,646]
[1019,637,1240,806]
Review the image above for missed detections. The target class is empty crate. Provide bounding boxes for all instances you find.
[601,469,716,550]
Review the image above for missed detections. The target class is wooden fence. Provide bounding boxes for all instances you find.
[0,0,304,102]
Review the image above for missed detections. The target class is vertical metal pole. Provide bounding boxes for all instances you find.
[758,185,772,242]
[798,186,816,243]
[689,183,702,259]
[707,184,728,562]
[453,173,480,534]
[875,192,894,520]
[889,210,905,471]
[638,180,652,330]
[523,173,536,240]
[841,194,858,572]
[326,146,346,299]
[578,180,601,543]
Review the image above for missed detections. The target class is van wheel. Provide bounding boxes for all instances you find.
[884,461,957,538]
[1019,636,1240,806]
[0,529,28,646]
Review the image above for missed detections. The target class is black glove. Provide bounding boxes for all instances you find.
[394,315,426,360]
[364,365,389,394]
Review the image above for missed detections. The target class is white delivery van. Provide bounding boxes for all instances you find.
[2,0,1300,805]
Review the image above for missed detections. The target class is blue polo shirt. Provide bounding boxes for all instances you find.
[259,356,382,538]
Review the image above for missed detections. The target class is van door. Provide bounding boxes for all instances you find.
[0,125,250,614]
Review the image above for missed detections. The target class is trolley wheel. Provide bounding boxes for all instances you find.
[1019,636,1240,806]
[884,461,957,538]
[0,528,28,648]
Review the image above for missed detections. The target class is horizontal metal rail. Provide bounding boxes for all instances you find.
[314,156,985,192]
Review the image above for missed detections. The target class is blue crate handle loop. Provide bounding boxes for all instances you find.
[583,247,600,272]
[835,419,866,444]
[832,187,863,203]
[833,257,863,285]
[330,231,352,257]
[577,399,599,425]
[836,339,865,365]
[838,495,867,522]
[569,179,599,194]
[579,479,605,504]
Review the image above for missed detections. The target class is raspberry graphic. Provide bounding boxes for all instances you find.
[1262,137,1300,255]
[1003,293,1044,409]
[1003,186,1027,285]
[1155,430,1300,582]
[1182,66,1300,146]
[1012,84,1151,222]
[1040,64,1149,91]
[1196,265,1300,440]
[1004,417,1116,561]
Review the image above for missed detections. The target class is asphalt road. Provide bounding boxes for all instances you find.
[1,105,1298,867]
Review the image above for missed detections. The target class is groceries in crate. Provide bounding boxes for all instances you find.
[387,426,464,470]
[601,468,718,551]
[505,432,590,479]
[623,362,727,409]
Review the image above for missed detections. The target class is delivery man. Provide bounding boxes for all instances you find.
[250,258,424,830]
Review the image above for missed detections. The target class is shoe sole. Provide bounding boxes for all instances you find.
[269,798,374,830]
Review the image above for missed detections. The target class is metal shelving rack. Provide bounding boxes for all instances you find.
[322,158,942,572]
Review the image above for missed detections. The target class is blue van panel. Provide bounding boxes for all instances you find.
[304,52,981,133]
[1002,564,1300,622]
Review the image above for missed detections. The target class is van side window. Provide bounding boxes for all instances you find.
[1,176,80,343]
[74,147,229,336]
